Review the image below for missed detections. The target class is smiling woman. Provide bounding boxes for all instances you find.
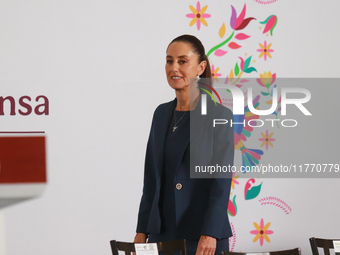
[165,41,206,91]
[166,36,211,94]
[134,35,234,255]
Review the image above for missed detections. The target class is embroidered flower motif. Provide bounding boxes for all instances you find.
[257,41,274,61]
[186,1,211,30]
[257,71,276,88]
[250,218,274,246]
[231,171,239,190]
[207,4,255,57]
[228,195,237,217]
[260,15,278,36]
[211,65,222,82]
[259,130,275,150]
[230,4,256,31]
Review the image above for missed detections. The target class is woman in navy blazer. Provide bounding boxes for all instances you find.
[134,35,234,255]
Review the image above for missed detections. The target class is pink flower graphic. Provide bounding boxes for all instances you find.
[259,130,275,150]
[211,65,222,83]
[186,1,211,30]
[260,15,278,36]
[250,218,274,246]
[257,41,274,61]
[230,4,256,31]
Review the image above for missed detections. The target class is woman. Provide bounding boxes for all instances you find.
[134,35,234,255]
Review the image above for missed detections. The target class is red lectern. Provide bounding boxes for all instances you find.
[0,136,47,208]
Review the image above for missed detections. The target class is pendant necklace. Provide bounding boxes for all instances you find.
[173,110,187,132]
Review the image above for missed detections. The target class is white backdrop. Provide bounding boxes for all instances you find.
[1,0,340,255]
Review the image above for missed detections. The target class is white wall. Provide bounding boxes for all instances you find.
[1,0,340,255]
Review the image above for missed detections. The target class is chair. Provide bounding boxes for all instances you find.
[310,237,340,255]
[110,239,186,255]
[221,248,301,255]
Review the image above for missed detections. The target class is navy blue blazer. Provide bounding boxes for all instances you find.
[136,95,234,240]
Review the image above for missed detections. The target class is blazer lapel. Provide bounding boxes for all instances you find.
[153,98,177,176]
[190,94,208,142]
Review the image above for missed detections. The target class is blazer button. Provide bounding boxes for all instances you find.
[176,183,182,190]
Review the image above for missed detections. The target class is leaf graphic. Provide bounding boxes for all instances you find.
[244,56,252,69]
[235,33,251,40]
[230,6,237,29]
[219,22,226,38]
[246,183,263,200]
[228,42,242,49]
[224,76,229,84]
[234,63,240,76]
[214,49,228,57]
[243,67,257,73]
[266,100,273,105]
[261,91,270,96]
[237,17,256,30]
[229,70,234,82]
[260,15,273,25]
[239,57,245,70]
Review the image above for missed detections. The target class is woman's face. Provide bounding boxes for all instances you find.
[165,41,206,90]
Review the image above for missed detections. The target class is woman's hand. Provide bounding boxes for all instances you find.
[133,233,148,255]
[134,233,147,243]
[196,235,217,255]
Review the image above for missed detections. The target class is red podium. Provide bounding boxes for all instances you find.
[0,136,47,208]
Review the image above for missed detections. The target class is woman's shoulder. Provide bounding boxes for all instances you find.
[153,98,176,115]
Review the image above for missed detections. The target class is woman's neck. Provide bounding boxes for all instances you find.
[175,86,200,111]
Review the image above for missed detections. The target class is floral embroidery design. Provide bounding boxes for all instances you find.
[259,130,275,150]
[250,218,274,246]
[257,40,274,60]
[186,1,211,30]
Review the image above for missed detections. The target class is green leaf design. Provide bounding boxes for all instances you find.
[260,15,274,24]
[246,183,263,200]
[265,83,271,89]
[242,129,251,137]
[244,56,252,70]
[235,63,240,76]
[207,31,235,57]
[270,17,278,36]
[243,67,257,74]
[261,91,270,96]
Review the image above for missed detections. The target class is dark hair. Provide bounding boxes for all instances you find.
[168,35,212,84]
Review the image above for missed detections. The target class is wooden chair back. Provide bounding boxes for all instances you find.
[221,248,301,255]
[110,239,186,255]
[310,237,340,255]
